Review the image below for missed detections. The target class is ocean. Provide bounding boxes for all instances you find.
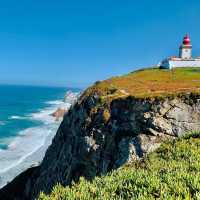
[0,85,80,187]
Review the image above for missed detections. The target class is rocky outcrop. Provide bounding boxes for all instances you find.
[51,90,80,121]
[64,91,80,104]
[51,108,66,120]
[1,93,200,200]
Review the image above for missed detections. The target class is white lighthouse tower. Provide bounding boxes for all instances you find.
[179,34,192,59]
[160,34,200,69]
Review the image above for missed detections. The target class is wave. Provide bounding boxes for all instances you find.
[9,115,27,120]
[0,121,6,126]
[29,102,71,124]
[0,127,49,173]
[46,100,64,105]
[29,107,57,124]
[0,125,50,177]
[0,90,80,188]
[0,124,58,188]
[46,91,79,107]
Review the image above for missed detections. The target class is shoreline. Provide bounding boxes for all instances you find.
[0,90,79,188]
[0,125,55,188]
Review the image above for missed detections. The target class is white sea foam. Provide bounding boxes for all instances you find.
[46,100,64,105]
[0,90,80,188]
[9,115,27,120]
[0,126,51,173]
[30,107,57,124]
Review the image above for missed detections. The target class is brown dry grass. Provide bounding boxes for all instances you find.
[83,67,200,100]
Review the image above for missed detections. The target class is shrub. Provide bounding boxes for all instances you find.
[39,135,200,200]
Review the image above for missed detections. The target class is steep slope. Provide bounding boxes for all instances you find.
[39,134,200,200]
[1,67,200,200]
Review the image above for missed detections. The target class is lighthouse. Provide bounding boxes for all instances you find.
[160,34,200,69]
[179,34,192,59]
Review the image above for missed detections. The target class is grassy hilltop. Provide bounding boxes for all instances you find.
[84,67,200,99]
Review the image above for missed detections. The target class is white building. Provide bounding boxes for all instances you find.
[160,34,200,69]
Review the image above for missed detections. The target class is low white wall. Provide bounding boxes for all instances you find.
[169,60,200,68]
[160,60,200,69]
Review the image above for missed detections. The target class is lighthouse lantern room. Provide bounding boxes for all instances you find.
[179,34,192,59]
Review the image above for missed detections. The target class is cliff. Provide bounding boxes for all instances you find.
[38,134,200,199]
[1,67,200,200]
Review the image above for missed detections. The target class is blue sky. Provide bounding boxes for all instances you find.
[0,0,199,88]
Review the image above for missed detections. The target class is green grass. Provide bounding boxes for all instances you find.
[39,132,200,200]
[81,67,200,101]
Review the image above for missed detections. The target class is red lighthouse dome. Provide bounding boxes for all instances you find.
[183,34,191,45]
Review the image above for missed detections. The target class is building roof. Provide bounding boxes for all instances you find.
[183,34,191,45]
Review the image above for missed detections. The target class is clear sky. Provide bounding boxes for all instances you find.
[0,0,200,88]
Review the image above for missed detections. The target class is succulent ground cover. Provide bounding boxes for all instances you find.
[39,132,200,200]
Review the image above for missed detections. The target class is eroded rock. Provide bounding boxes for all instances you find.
[1,94,200,200]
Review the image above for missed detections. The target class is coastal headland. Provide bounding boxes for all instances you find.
[1,67,200,199]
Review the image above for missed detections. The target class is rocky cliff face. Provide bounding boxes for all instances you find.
[26,93,200,198]
[1,92,200,200]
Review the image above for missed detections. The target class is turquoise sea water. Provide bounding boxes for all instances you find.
[0,85,80,187]
[0,85,71,149]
